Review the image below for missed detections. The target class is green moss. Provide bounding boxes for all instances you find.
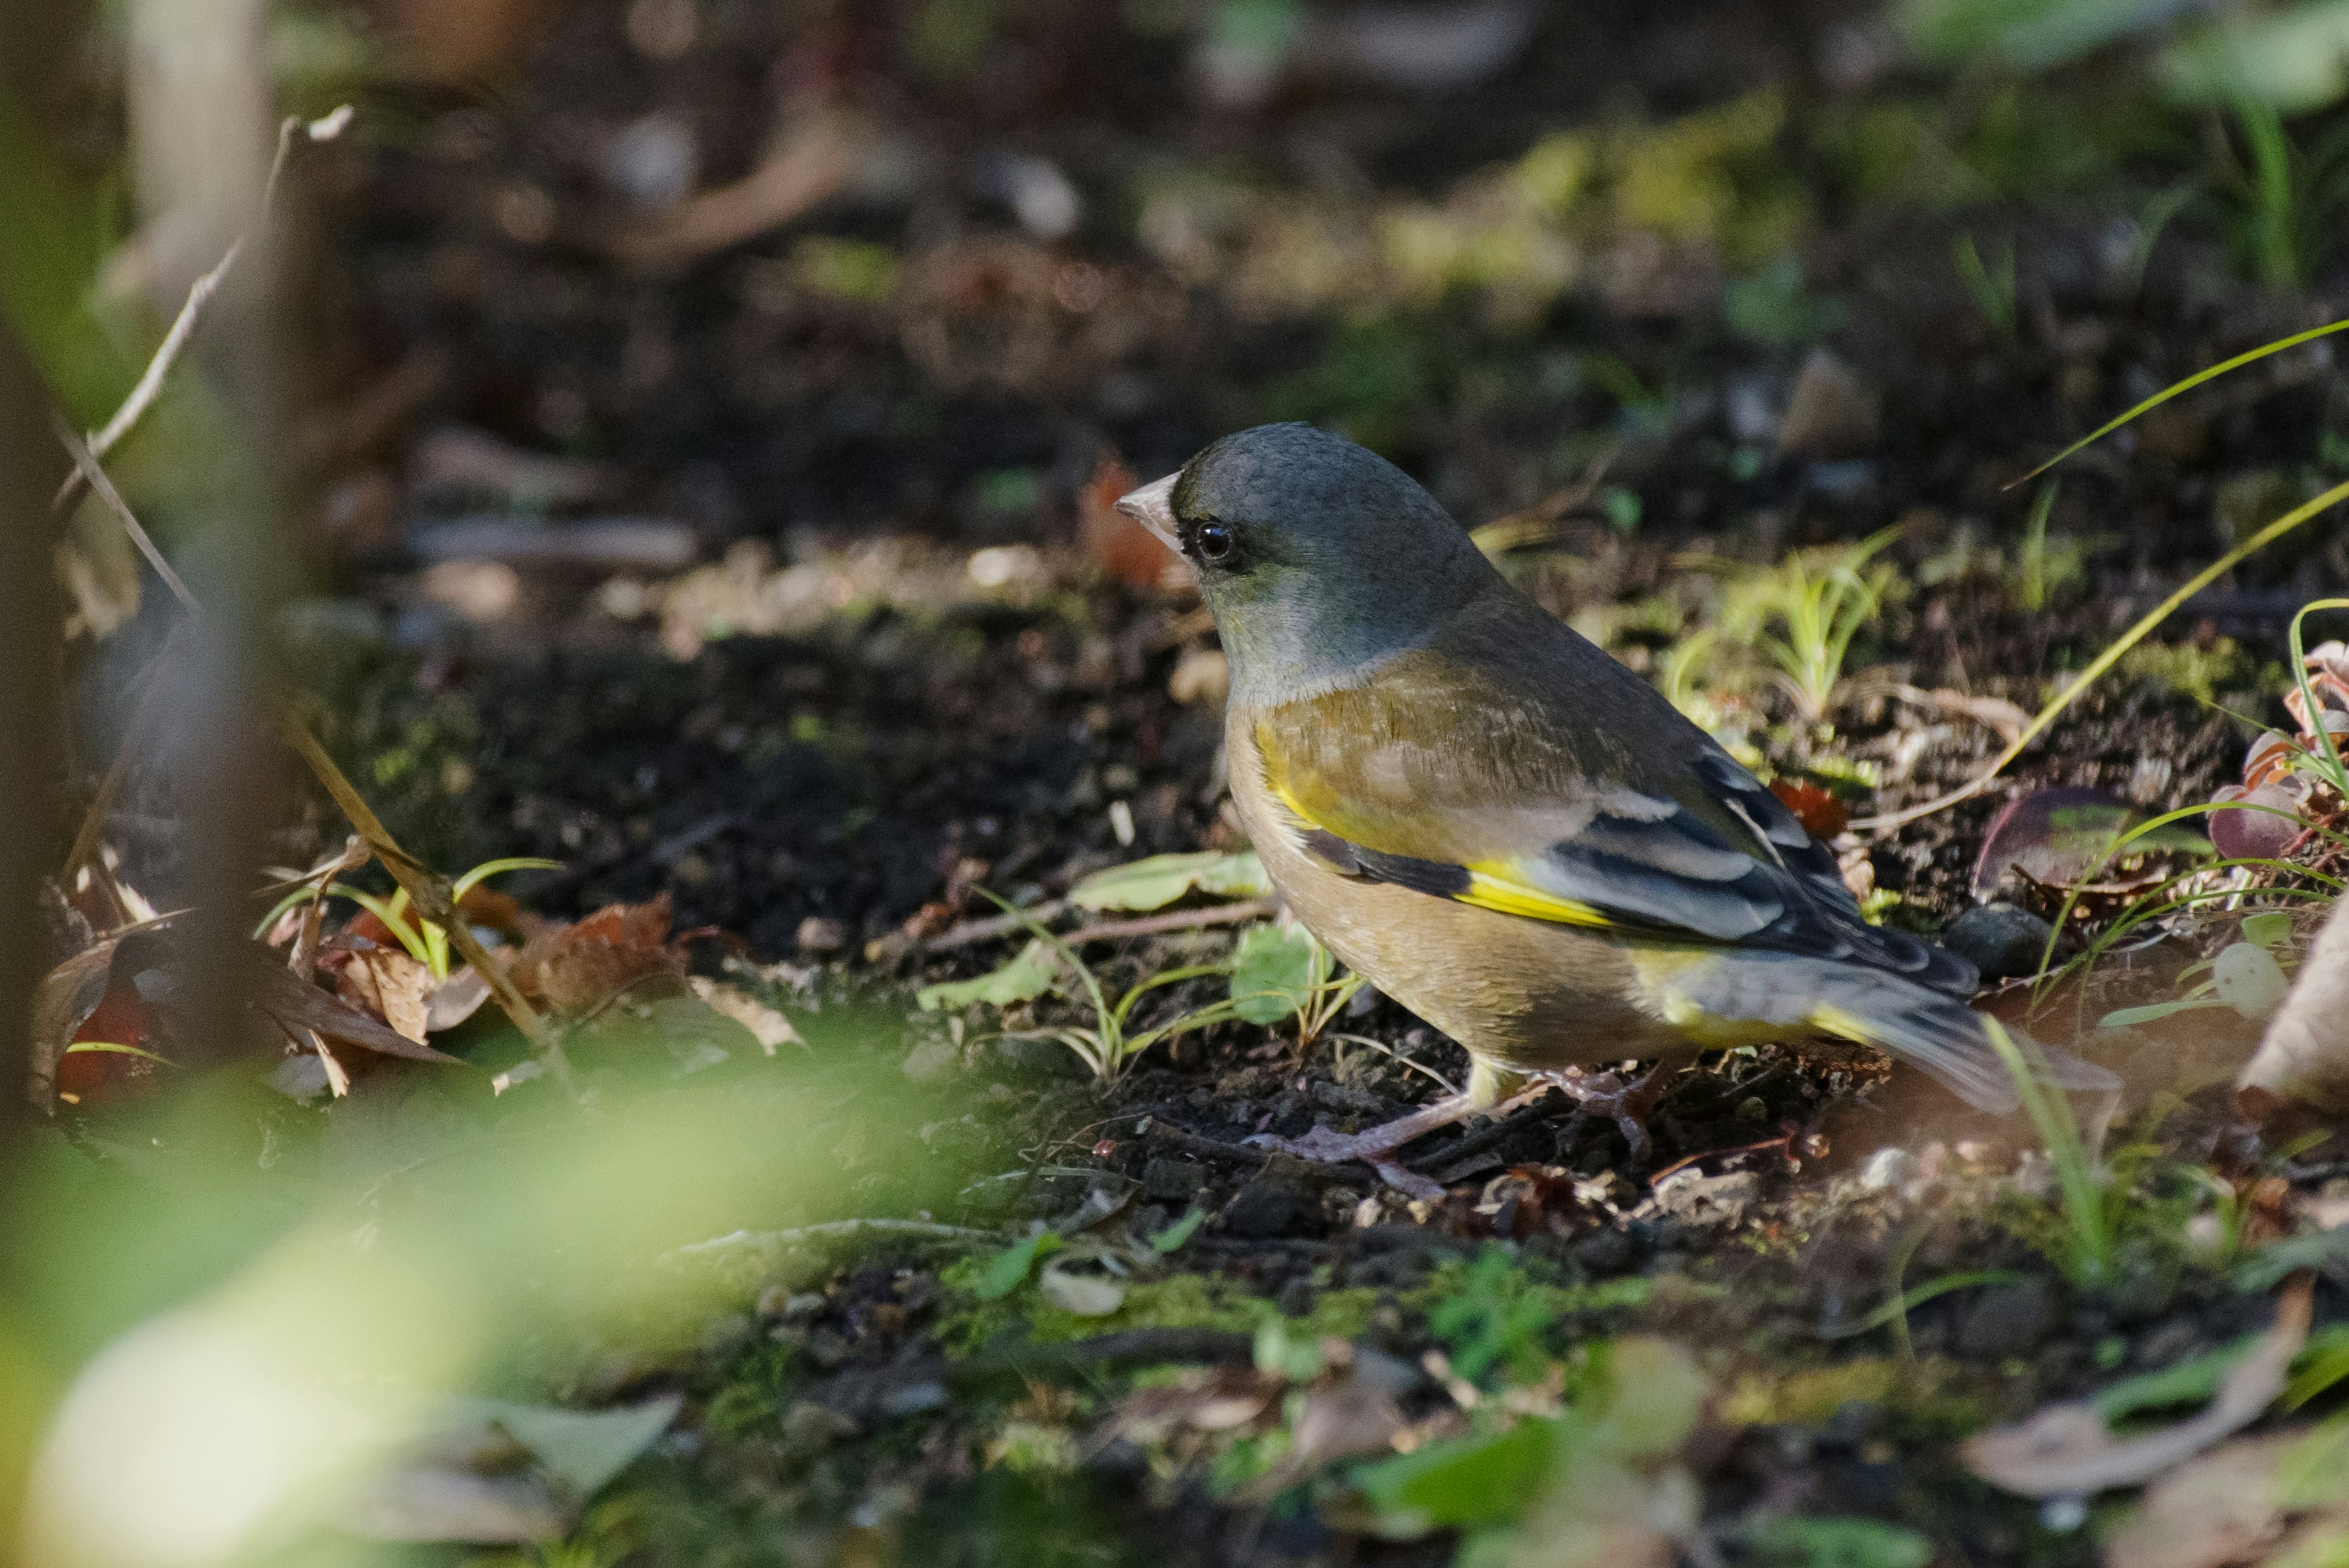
[933,1269,1381,1356]
[2118,637,2277,708]
[1720,1355,1985,1435]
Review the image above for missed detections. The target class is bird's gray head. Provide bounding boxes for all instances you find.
[1116,424,1502,701]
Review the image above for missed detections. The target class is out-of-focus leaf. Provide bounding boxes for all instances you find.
[1971,787,2140,898]
[577,994,759,1077]
[1149,1207,1208,1254]
[1589,1337,1707,1457]
[2231,1230,2349,1294]
[974,1231,1063,1300]
[1351,1414,1558,1534]
[2214,941,2291,1020]
[2095,1433,2301,1568]
[341,1466,568,1544]
[1964,1278,2310,1496]
[1742,1515,1934,1568]
[1036,1260,1125,1317]
[916,938,1062,1011]
[1067,850,1269,912]
[2286,1325,2349,1408]
[1228,923,1315,1025]
[466,1393,681,1498]
[2162,4,2349,113]
[2094,1336,2261,1423]
[2239,891,2349,1115]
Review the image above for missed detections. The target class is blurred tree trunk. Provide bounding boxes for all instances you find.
[126,0,292,1059]
[0,0,75,1151]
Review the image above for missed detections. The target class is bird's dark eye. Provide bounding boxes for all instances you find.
[1193,521,1234,563]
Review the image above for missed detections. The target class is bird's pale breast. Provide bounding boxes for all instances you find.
[1226,710,1694,1077]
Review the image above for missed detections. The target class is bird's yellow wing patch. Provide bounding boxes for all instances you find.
[1457,865,1619,930]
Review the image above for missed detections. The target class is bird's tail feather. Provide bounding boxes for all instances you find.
[1647,951,2118,1113]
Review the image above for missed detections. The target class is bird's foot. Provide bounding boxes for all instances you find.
[1246,1087,1551,1202]
[1545,1063,1675,1165]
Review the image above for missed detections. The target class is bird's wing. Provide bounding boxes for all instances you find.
[1248,651,1977,997]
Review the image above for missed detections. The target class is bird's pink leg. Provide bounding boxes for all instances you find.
[1246,1083,1554,1200]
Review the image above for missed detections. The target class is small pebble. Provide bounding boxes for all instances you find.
[1943,903,2058,981]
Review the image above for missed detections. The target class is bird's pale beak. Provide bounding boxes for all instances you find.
[1115,472,1181,552]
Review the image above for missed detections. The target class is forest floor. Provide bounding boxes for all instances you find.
[39,1,2349,1565]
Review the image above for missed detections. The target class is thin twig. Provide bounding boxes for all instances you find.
[910,899,1069,954]
[54,420,201,615]
[900,896,1277,960]
[1059,898,1278,946]
[53,106,354,515]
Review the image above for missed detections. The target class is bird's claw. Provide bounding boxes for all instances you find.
[1548,1065,1672,1165]
[1243,1127,1448,1200]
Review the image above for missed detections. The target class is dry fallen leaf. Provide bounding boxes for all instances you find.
[1768,778,1849,840]
[2099,1434,2299,1568]
[337,946,436,1044]
[2238,893,2349,1116]
[1964,1277,2311,1498]
[426,967,494,1033]
[687,977,802,1055]
[509,894,685,1016]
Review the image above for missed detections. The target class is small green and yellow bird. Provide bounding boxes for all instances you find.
[1118,423,2109,1173]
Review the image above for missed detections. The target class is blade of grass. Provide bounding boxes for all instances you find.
[2287,599,2349,793]
[62,1041,181,1068]
[1984,1019,2110,1287]
[2010,317,2349,488]
[1819,1271,2027,1341]
[1855,477,2349,831]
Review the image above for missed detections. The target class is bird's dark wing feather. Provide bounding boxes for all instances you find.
[1251,633,1978,997]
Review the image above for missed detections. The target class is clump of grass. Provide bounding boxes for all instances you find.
[1678,527,1902,727]
[254,854,561,979]
[1982,1019,2118,1289]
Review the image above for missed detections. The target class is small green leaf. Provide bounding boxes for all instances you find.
[916,939,1063,1011]
[2287,1325,2349,1409]
[2092,1334,2259,1422]
[1148,1207,1208,1254]
[973,1231,1062,1300]
[1350,1416,1560,1534]
[1067,851,1269,912]
[2242,910,2296,949]
[2233,1230,2349,1293]
[1228,923,1316,1025]
[2098,997,2228,1029]
[1742,1515,1933,1568]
